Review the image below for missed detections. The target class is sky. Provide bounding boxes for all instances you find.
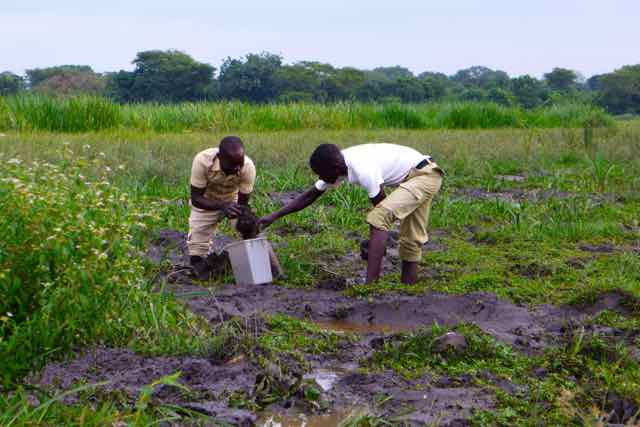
[2,0,639,78]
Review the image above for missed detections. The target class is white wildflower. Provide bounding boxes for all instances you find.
[7,158,21,165]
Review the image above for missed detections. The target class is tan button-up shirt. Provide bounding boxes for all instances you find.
[190,148,256,203]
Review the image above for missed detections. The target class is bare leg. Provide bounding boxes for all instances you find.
[401,261,418,284]
[366,226,389,284]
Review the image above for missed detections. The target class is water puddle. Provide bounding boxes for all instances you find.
[258,407,359,427]
[314,319,413,334]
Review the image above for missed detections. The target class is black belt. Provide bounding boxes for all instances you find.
[416,157,432,169]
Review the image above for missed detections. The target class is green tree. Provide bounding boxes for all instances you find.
[0,72,25,96]
[587,74,604,91]
[418,72,449,101]
[597,65,640,114]
[25,65,94,88]
[372,66,414,81]
[107,50,215,103]
[33,71,106,97]
[459,87,487,102]
[218,52,282,103]
[452,66,510,89]
[391,77,426,102]
[510,75,549,109]
[321,67,366,101]
[357,70,391,101]
[487,87,515,106]
[543,67,578,92]
[274,63,323,102]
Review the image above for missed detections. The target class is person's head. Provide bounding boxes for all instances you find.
[218,136,245,176]
[309,144,346,184]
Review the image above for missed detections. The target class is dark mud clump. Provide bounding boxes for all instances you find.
[173,282,626,354]
[34,346,258,426]
[235,207,260,240]
[510,262,553,279]
[326,370,494,426]
[269,190,306,207]
[578,243,618,254]
[606,393,640,425]
[146,229,191,266]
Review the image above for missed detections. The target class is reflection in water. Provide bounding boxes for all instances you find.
[259,408,357,427]
[314,319,413,334]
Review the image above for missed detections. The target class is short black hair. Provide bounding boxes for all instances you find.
[309,143,342,173]
[219,135,244,155]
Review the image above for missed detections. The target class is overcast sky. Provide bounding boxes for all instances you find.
[2,0,638,78]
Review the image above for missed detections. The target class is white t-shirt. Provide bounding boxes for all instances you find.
[314,144,429,198]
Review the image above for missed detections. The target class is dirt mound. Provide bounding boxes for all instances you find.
[269,190,306,207]
[35,346,258,425]
[326,371,494,426]
[173,282,604,353]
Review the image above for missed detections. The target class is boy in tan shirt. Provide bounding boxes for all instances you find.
[188,136,256,279]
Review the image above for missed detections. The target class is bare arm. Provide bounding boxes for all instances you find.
[190,186,244,217]
[260,186,324,228]
[238,192,251,206]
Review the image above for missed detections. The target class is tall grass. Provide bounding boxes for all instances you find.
[0,147,217,385]
[0,95,612,133]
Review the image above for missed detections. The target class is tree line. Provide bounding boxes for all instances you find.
[1,50,638,114]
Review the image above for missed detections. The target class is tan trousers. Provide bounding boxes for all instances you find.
[187,206,227,257]
[366,163,443,262]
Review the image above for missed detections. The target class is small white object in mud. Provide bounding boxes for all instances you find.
[433,331,468,353]
[496,174,526,182]
[304,368,341,392]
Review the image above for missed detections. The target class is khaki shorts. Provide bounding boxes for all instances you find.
[366,163,443,262]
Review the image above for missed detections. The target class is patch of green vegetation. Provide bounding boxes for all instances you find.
[0,374,217,427]
[1,124,639,424]
[260,314,352,357]
[0,95,612,132]
[590,310,640,332]
[364,323,532,380]
[0,149,222,385]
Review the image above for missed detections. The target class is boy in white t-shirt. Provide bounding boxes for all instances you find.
[259,143,444,284]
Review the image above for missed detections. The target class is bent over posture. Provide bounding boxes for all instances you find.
[260,143,443,284]
[188,136,256,279]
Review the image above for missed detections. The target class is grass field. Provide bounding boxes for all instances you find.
[1,121,640,426]
[0,95,612,133]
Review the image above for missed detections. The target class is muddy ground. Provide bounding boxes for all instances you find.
[451,187,621,205]
[34,229,638,426]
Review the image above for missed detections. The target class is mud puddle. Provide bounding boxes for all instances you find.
[258,407,359,427]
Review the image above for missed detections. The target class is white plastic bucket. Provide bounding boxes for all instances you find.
[225,237,273,285]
